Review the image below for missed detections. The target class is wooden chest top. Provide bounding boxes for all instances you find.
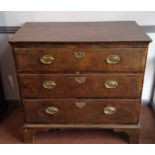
[9,21,151,43]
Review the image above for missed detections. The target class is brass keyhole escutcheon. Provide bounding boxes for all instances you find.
[75,101,86,108]
[75,76,86,84]
[74,51,85,60]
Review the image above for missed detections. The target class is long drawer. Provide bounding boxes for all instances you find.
[23,99,140,124]
[19,74,143,99]
[14,48,146,72]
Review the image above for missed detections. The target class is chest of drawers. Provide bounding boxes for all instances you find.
[9,22,151,143]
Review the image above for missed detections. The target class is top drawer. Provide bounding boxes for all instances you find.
[14,47,147,72]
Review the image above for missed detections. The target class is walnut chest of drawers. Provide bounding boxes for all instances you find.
[9,22,151,143]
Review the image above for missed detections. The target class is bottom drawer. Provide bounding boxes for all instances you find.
[23,99,140,124]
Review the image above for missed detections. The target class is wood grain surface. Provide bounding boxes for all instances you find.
[14,47,147,73]
[18,74,143,99]
[23,99,140,124]
[9,22,151,43]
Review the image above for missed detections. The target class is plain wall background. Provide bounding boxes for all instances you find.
[0,11,155,104]
[0,11,155,26]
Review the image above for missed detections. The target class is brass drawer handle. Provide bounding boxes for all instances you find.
[74,51,85,59]
[106,55,120,64]
[104,106,117,115]
[104,80,118,89]
[43,81,56,89]
[75,101,86,108]
[45,106,59,115]
[40,55,54,64]
[75,76,86,84]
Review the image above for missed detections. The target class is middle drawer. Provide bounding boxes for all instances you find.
[19,74,143,99]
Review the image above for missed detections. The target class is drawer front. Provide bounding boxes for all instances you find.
[23,99,140,124]
[19,74,143,98]
[15,48,146,72]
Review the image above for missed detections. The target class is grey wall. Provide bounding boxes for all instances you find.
[0,11,155,104]
[0,34,19,100]
[1,11,155,26]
